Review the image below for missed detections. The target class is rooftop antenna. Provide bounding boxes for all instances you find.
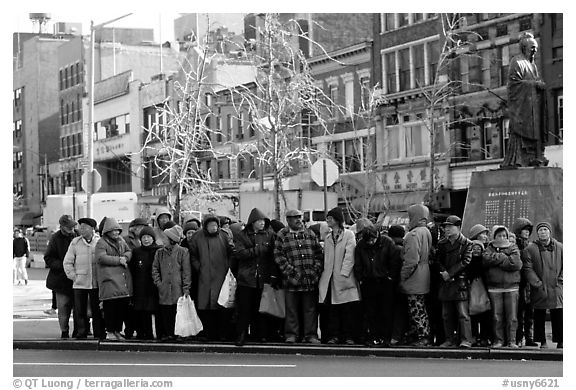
[29,13,51,34]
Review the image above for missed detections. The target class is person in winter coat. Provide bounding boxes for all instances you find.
[468,224,490,246]
[399,204,432,347]
[123,218,149,251]
[63,218,104,340]
[318,207,359,345]
[512,217,537,347]
[152,225,192,341]
[44,215,79,339]
[467,240,492,347]
[13,229,30,285]
[387,225,408,346]
[482,225,522,348]
[274,209,324,344]
[180,219,202,304]
[152,207,173,246]
[95,217,133,341]
[354,225,401,346]
[522,222,562,349]
[189,215,235,341]
[435,216,474,348]
[232,208,279,346]
[130,226,163,340]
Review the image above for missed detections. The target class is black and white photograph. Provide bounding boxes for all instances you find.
[9,4,568,387]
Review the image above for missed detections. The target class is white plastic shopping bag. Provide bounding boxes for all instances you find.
[175,295,203,337]
[217,269,237,308]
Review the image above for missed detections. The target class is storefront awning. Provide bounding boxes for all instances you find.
[351,191,428,213]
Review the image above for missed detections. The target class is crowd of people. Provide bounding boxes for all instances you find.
[36,204,562,349]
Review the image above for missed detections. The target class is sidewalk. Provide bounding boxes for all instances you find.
[13,276,562,361]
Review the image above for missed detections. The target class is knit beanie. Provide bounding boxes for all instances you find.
[162,220,177,231]
[362,225,379,240]
[469,224,489,240]
[326,207,344,226]
[164,225,183,243]
[269,219,285,233]
[535,221,552,234]
[388,225,406,239]
[129,217,149,228]
[183,219,201,235]
[139,226,156,240]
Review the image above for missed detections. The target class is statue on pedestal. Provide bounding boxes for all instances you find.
[502,32,549,168]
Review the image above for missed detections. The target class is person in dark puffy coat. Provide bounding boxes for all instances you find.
[467,240,492,347]
[152,225,192,341]
[354,225,401,346]
[232,208,279,346]
[190,215,235,341]
[130,226,162,340]
[482,225,522,348]
[95,217,133,341]
[522,222,562,349]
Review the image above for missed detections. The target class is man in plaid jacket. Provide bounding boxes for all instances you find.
[274,209,324,344]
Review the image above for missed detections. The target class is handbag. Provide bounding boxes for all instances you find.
[217,269,237,308]
[469,277,491,315]
[174,295,203,337]
[258,283,286,318]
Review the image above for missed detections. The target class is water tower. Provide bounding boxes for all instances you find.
[29,13,51,34]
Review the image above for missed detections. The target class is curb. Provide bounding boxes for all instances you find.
[13,340,563,361]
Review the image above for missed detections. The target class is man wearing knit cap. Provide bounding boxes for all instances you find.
[436,215,474,348]
[522,221,563,349]
[399,204,433,347]
[512,217,536,346]
[274,209,324,344]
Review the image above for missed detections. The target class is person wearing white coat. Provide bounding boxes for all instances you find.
[318,207,360,344]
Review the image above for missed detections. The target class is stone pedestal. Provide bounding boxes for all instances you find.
[462,167,562,242]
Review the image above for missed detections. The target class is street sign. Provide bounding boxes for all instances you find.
[311,158,339,187]
[78,158,89,170]
[81,169,102,193]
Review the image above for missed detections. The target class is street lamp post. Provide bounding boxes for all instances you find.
[86,14,132,218]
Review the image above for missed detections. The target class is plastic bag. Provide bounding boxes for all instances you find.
[217,269,237,308]
[258,283,285,318]
[174,295,203,337]
[469,277,491,315]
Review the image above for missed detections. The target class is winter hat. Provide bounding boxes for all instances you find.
[203,214,220,229]
[388,225,406,239]
[468,224,489,240]
[326,207,345,226]
[512,218,533,236]
[535,221,552,234]
[164,225,183,243]
[491,225,509,239]
[471,240,485,251]
[139,226,156,240]
[101,217,123,236]
[362,225,379,240]
[98,217,107,235]
[77,218,97,229]
[129,218,149,228]
[219,216,232,226]
[183,219,201,235]
[407,204,429,229]
[59,215,77,228]
[491,225,511,248]
[269,219,285,233]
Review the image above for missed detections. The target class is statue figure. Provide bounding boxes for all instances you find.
[502,32,548,168]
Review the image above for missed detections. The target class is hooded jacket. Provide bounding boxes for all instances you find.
[189,215,234,310]
[63,234,100,289]
[95,218,133,300]
[399,204,432,295]
[482,226,522,290]
[512,218,533,251]
[153,206,172,246]
[232,208,279,289]
[522,237,562,309]
[45,229,79,294]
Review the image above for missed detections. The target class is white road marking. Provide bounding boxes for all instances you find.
[14,362,296,368]
[13,318,59,322]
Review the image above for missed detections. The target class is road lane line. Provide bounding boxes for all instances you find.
[14,362,296,368]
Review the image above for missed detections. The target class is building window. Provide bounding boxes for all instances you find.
[77,94,82,121]
[143,106,165,143]
[329,86,338,117]
[413,44,425,87]
[413,13,424,23]
[65,104,70,125]
[14,182,24,197]
[385,52,397,93]
[387,127,401,160]
[344,78,354,117]
[519,16,532,31]
[64,68,69,89]
[237,112,244,140]
[344,139,361,172]
[483,121,502,159]
[381,13,395,32]
[468,54,483,90]
[124,114,130,133]
[59,70,64,90]
[428,40,440,85]
[404,124,430,158]
[13,120,22,138]
[360,77,371,109]
[248,112,255,138]
[496,24,508,37]
[13,152,23,169]
[398,48,410,91]
[14,88,22,107]
[75,62,80,85]
[398,13,409,28]
[552,46,563,61]
[205,93,213,107]
[71,102,75,123]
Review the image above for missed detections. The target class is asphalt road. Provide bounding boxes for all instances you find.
[13,349,562,377]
